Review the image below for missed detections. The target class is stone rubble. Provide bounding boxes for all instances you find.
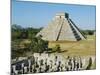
[11,53,95,75]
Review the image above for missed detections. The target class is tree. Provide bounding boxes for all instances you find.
[11,24,46,58]
[11,24,23,40]
[26,27,42,39]
[80,29,95,35]
[29,35,48,53]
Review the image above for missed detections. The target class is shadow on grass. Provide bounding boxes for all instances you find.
[47,48,68,53]
[59,50,68,53]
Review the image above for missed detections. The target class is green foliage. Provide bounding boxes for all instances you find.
[52,44,61,53]
[25,27,42,39]
[11,39,21,50]
[29,35,48,53]
[11,39,28,59]
[80,30,95,35]
[11,24,42,40]
[11,24,48,59]
[11,24,63,58]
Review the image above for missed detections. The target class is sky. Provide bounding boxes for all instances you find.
[12,0,96,30]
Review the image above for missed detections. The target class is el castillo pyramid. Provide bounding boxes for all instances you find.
[36,12,86,41]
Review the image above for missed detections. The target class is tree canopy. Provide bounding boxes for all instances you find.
[11,24,48,59]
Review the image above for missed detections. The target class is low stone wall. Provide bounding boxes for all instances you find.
[11,53,96,75]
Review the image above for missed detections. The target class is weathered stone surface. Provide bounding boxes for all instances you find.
[11,53,95,74]
[36,12,86,41]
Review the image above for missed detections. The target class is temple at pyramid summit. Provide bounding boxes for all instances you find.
[36,12,86,41]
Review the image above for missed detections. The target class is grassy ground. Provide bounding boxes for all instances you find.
[48,35,96,57]
[13,35,96,69]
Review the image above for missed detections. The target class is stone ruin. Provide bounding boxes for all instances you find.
[36,12,86,41]
[11,53,95,75]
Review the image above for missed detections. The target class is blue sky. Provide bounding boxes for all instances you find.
[12,0,96,30]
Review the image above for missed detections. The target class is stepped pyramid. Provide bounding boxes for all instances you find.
[36,12,86,41]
